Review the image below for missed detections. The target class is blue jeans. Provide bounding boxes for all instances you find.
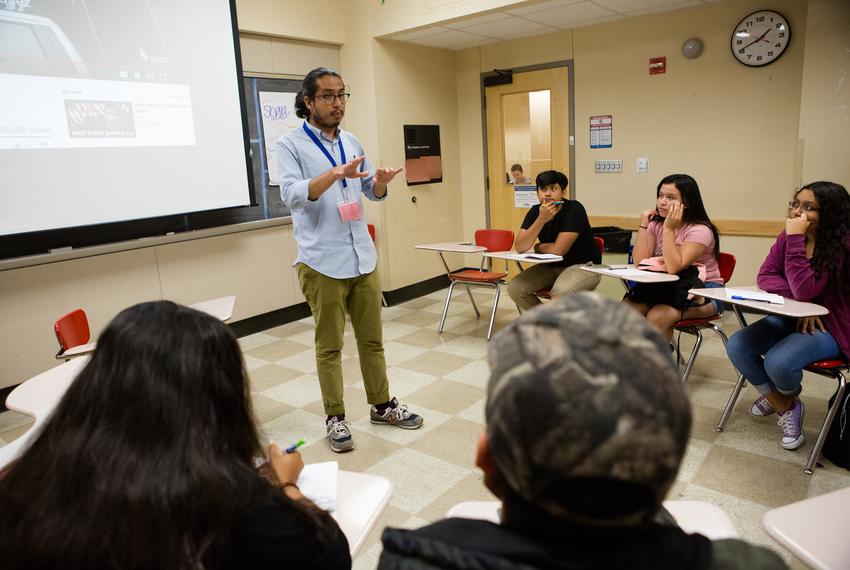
[726,315,841,395]
[703,281,724,315]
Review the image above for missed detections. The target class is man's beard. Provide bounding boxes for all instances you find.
[312,110,342,131]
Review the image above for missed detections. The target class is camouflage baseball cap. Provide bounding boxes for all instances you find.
[485,293,691,521]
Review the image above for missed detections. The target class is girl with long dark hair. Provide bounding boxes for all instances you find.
[726,181,850,451]
[0,301,350,569]
[624,174,723,339]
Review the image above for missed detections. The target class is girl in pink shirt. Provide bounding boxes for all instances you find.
[625,174,722,340]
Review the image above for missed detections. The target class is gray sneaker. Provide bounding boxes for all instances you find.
[777,399,805,450]
[370,397,424,430]
[326,417,354,453]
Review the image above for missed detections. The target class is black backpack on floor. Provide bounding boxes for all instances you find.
[822,389,850,469]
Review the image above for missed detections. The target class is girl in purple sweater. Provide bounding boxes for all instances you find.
[726,181,850,451]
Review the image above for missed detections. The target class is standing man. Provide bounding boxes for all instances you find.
[277,68,423,453]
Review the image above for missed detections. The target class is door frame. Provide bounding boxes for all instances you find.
[480,60,575,228]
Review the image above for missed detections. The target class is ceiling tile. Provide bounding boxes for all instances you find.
[592,0,691,13]
[501,25,561,40]
[624,0,701,18]
[507,0,585,16]
[445,12,511,30]
[461,16,554,38]
[391,26,453,41]
[555,13,625,29]
[408,29,490,48]
[522,2,616,26]
[449,38,501,50]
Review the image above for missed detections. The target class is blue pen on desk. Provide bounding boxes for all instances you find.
[285,438,306,453]
[731,295,771,303]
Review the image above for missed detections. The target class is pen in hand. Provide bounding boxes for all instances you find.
[285,438,306,453]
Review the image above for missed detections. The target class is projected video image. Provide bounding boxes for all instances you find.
[0,0,171,81]
[65,100,135,138]
[0,0,198,150]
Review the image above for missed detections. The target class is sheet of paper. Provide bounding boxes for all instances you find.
[519,253,561,260]
[724,288,785,305]
[608,268,655,277]
[298,461,339,512]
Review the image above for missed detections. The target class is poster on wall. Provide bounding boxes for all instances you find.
[514,185,538,208]
[258,91,300,186]
[590,115,613,148]
[403,125,442,185]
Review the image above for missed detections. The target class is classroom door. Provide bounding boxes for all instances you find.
[485,66,571,274]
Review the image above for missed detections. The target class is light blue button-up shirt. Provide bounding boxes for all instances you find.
[278,121,385,279]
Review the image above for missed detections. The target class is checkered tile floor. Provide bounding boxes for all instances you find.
[2,286,848,569]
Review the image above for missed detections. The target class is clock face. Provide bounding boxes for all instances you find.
[731,10,791,67]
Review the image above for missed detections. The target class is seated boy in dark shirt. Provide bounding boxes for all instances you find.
[378,295,787,570]
[507,170,601,312]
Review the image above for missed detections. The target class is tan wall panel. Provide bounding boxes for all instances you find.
[239,34,274,74]
[156,226,298,322]
[235,0,345,44]
[455,48,487,252]
[368,39,466,289]
[271,37,340,76]
[0,249,161,389]
[720,236,778,286]
[479,28,573,71]
[798,0,850,185]
[573,0,808,222]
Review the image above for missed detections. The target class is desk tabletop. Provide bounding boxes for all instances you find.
[580,264,679,283]
[0,356,90,470]
[414,242,487,253]
[189,295,236,322]
[335,470,393,556]
[689,286,828,318]
[484,250,563,264]
[763,486,850,570]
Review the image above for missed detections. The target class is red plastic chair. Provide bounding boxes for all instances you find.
[673,252,736,383]
[367,224,387,307]
[534,236,605,301]
[54,309,93,360]
[438,229,515,340]
[717,357,848,475]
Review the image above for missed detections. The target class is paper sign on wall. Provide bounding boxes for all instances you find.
[514,184,538,208]
[590,115,613,149]
[258,91,300,186]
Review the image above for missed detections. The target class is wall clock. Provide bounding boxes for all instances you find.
[731,10,790,67]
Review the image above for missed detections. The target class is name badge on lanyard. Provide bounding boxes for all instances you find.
[303,122,363,222]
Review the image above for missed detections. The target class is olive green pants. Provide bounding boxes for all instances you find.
[296,263,390,416]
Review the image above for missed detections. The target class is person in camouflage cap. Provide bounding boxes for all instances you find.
[485,291,690,523]
[379,294,787,570]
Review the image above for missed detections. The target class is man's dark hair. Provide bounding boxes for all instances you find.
[510,164,524,173]
[295,67,343,120]
[535,170,568,190]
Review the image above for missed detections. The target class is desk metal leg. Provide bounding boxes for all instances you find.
[717,306,749,432]
[466,286,480,317]
[805,371,847,475]
[486,285,501,341]
[680,330,703,384]
[438,281,459,334]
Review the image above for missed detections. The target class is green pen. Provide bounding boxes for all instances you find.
[285,438,306,453]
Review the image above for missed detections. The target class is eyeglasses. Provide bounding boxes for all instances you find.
[788,200,819,213]
[315,92,350,104]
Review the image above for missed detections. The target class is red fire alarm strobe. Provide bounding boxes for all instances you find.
[649,56,666,75]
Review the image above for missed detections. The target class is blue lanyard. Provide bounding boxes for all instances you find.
[303,122,347,188]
